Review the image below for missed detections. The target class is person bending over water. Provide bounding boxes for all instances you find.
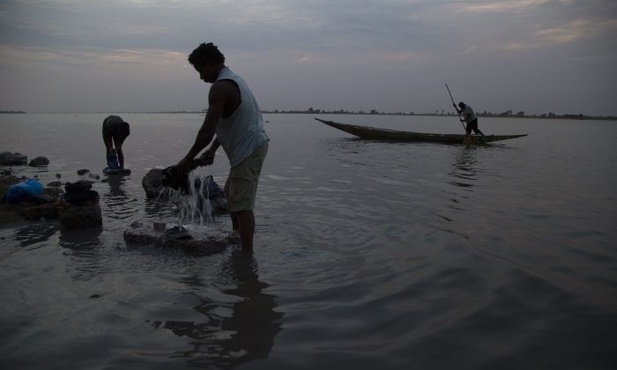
[102,115,130,169]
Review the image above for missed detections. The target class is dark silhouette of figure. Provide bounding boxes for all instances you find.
[177,42,269,250]
[102,115,130,169]
[455,102,484,136]
[152,250,283,368]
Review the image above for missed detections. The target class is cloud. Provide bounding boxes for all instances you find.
[536,18,617,44]
[0,0,616,114]
[462,16,617,52]
[0,45,185,69]
[452,0,560,13]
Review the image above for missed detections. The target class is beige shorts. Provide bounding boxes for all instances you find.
[224,141,268,212]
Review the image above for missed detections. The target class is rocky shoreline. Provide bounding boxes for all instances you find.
[1,151,236,252]
[1,152,104,229]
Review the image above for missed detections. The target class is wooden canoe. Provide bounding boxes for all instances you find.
[315,118,528,144]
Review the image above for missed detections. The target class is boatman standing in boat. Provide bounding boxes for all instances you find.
[455,102,484,136]
[177,42,269,251]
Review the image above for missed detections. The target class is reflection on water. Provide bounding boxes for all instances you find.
[437,147,480,217]
[58,226,105,281]
[2,114,616,369]
[102,174,137,221]
[0,222,59,262]
[104,174,127,198]
[449,147,479,190]
[58,226,103,249]
[14,223,59,248]
[431,147,483,236]
[151,250,283,369]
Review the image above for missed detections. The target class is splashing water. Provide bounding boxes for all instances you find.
[151,165,227,236]
[156,166,224,231]
[181,168,215,225]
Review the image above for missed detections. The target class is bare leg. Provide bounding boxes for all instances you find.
[113,136,127,168]
[103,132,113,161]
[116,146,125,168]
[230,212,238,231]
[471,119,483,136]
[465,123,472,136]
[232,210,255,250]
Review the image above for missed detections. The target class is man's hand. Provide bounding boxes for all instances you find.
[197,150,215,166]
[177,157,194,176]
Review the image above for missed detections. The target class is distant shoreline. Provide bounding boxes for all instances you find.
[2,110,615,121]
[261,110,617,121]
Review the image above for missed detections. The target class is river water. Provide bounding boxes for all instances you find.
[1,113,616,369]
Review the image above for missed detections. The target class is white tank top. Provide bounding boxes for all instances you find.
[215,67,269,167]
[462,106,476,123]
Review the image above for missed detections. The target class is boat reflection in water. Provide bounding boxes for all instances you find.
[432,147,481,236]
[449,147,479,191]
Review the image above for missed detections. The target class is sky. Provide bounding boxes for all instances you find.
[1,0,616,116]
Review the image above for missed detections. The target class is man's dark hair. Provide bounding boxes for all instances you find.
[188,42,225,66]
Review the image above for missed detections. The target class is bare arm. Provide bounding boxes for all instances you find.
[177,81,229,173]
[195,137,220,166]
[204,137,220,156]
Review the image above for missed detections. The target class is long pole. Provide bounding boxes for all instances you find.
[446,84,466,131]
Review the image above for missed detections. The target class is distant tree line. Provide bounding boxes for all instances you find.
[3,108,614,120]
[263,107,414,115]
[261,107,616,121]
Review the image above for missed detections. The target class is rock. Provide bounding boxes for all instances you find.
[0,175,21,200]
[47,181,63,188]
[59,204,102,229]
[123,222,239,254]
[164,226,192,240]
[28,156,50,167]
[43,186,64,199]
[20,203,61,221]
[0,171,101,228]
[29,193,57,205]
[63,180,99,205]
[142,168,166,199]
[66,180,93,192]
[0,196,61,223]
[103,168,131,176]
[0,203,28,224]
[63,190,99,205]
[77,169,89,175]
[1,174,64,223]
[0,152,27,166]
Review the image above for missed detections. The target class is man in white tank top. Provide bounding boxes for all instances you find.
[178,42,269,250]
